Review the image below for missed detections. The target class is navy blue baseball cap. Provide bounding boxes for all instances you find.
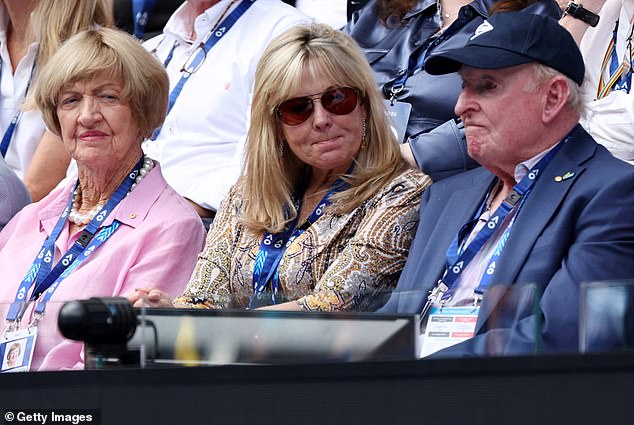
[425,12,585,86]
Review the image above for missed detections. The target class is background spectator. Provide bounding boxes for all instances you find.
[345,0,561,141]
[113,0,182,40]
[0,155,29,232]
[0,0,113,201]
[560,0,634,164]
[141,0,306,226]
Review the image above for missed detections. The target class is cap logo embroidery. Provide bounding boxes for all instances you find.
[470,21,494,40]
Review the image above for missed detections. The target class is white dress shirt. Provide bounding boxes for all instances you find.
[580,0,634,164]
[143,0,307,211]
[295,0,347,29]
[0,4,46,179]
[442,148,553,308]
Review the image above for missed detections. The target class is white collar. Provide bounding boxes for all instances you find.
[513,144,557,183]
[163,0,238,45]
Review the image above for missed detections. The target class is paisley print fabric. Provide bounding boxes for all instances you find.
[175,168,431,311]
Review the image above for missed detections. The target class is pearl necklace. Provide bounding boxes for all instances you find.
[68,157,154,226]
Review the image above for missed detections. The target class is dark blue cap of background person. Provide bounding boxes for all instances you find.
[425,12,585,86]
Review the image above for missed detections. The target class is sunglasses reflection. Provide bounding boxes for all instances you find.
[276,87,360,125]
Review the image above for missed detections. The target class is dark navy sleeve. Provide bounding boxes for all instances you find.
[408,119,478,181]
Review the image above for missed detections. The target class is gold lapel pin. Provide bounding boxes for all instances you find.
[554,171,575,182]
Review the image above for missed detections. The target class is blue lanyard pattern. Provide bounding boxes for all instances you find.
[6,156,145,322]
[248,179,348,309]
[439,142,565,302]
[151,0,255,140]
[133,0,157,39]
[0,60,37,158]
[33,221,121,316]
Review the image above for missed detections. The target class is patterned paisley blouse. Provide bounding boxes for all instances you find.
[174,168,431,311]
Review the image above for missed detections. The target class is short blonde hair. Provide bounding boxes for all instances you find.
[33,27,169,141]
[8,342,21,357]
[241,24,409,233]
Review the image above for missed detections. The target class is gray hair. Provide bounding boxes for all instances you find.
[531,63,585,117]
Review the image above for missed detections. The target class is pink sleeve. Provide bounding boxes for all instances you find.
[116,214,206,299]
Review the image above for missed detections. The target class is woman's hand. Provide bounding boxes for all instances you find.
[130,287,174,308]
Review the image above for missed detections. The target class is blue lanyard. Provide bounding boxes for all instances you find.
[151,0,255,140]
[438,142,565,302]
[6,156,145,322]
[162,41,178,68]
[385,7,465,103]
[0,60,37,158]
[148,37,177,68]
[133,0,157,39]
[248,179,348,309]
[33,221,122,316]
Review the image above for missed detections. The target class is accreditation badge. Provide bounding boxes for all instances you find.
[420,306,479,358]
[1,328,37,373]
[383,99,412,143]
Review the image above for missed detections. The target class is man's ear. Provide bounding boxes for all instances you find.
[542,76,571,124]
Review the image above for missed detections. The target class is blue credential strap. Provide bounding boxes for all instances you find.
[248,178,348,309]
[5,156,145,323]
[440,140,566,301]
[0,60,37,158]
[151,0,256,140]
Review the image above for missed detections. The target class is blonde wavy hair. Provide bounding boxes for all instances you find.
[241,23,409,234]
[28,0,114,70]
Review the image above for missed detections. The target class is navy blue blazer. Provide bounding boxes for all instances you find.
[380,125,634,355]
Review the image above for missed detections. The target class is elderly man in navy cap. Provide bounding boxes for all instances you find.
[379,12,634,357]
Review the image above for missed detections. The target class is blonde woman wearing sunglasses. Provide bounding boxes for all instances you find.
[132,24,431,312]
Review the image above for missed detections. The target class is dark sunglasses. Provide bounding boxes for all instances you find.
[276,87,360,125]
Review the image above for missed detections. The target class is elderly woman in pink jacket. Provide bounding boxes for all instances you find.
[0,27,205,371]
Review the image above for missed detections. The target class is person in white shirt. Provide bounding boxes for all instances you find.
[560,0,634,164]
[0,1,41,181]
[293,0,347,28]
[142,0,307,222]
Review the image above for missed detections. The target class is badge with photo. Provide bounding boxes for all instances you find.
[1,328,37,373]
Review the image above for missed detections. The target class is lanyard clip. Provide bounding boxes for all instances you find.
[11,301,31,326]
[473,292,483,307]
[504,190,522,207]
[3,320,18,336]
[28,312,43,331]
[76,230,95,248]
[420,281,448,318]
[389,85,404,106]
[428,280,449,304]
